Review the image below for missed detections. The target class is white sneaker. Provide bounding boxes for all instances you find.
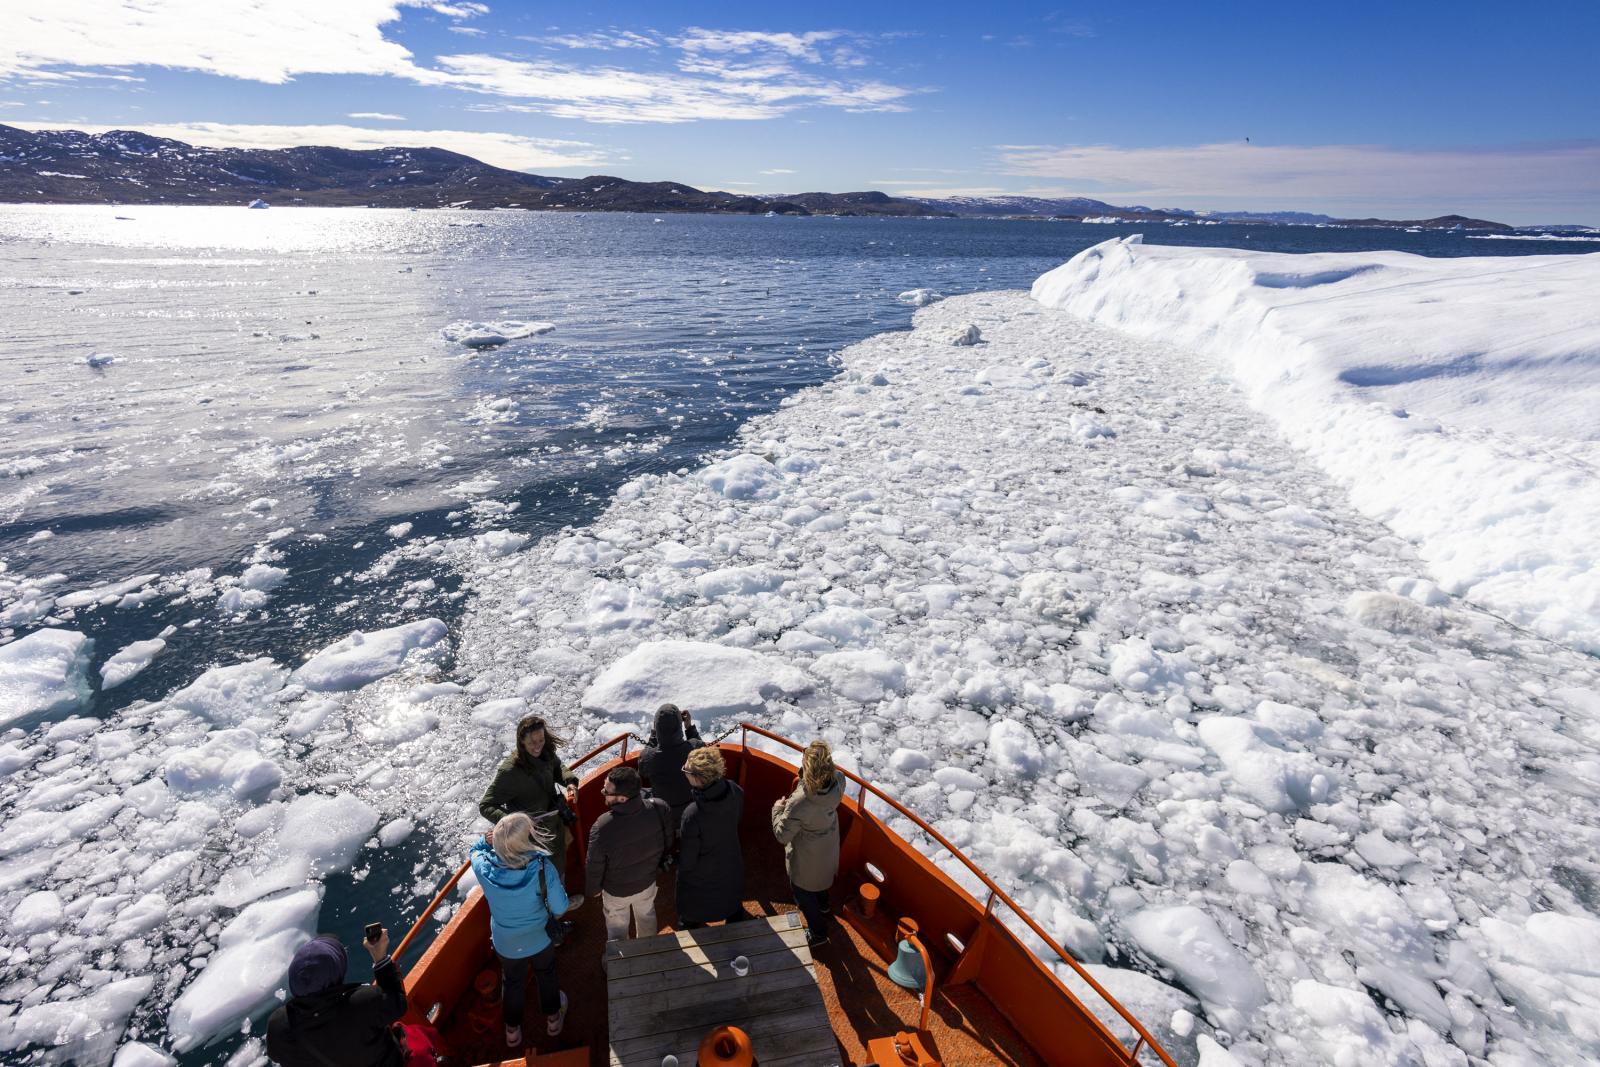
[505,1024,522,1048]
[547,990,569,1037]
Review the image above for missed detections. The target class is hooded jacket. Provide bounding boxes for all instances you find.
[469,837,569,959]
[771,774,846,892]
[639,709,703,816]
[677,777,745,924]
[586,794,673,898]
[479,749,577,825]
[265,956,406,1067]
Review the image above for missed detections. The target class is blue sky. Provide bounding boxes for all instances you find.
[3,1,1597,223]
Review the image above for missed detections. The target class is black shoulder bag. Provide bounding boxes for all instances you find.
[536,854,568,948]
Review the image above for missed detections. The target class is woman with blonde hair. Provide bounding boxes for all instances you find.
[677,746,746,928]
[771,739,845,947]
[469,813,571,1048]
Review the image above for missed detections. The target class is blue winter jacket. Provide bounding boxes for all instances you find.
[469,838,569,959]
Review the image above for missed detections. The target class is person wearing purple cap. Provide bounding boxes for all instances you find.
[266,924,435,1066]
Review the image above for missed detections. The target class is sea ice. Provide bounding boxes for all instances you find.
[167,888,322,1051]
[439,320,554,349]
[581,640,811,722]
[166,658,288,725]
[1033,236,1600,651]
[1126,905,1266,1032]
[99,638,167,690]
[290,618,448,691]
[0,627,94,723]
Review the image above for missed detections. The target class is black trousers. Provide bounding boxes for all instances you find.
[499,944,560,1028]
[793,884,831,938]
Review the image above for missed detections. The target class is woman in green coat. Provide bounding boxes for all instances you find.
[481,715,580,882]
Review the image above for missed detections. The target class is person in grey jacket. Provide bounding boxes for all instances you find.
[586,765,673,943]
[771,739,846,947]
[676,746,746,928]
[639,703,702,825]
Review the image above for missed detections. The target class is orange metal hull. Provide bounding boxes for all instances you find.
[398,727,1174,1067]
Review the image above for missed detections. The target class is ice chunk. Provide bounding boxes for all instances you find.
[897,288,943,307]
[699,454,784,500]
[100,638,167,690]
[386,522,414,539]
[14,888,63,934]
[167,658,288,725]
[945,323,982,346]
[440,320,554,348]
[476,530,530,558]
[113,1043,176,1067]
[167,888,322,1051]
[164,727,281,797]
[1127,905,1264,1032]
[987,717,1044,777]
[291,619,448,691]
[0,627,94,723]
[377,817,415,847]
[1196,716,1330,813]
[279,793,381,873]
[809,650,906,703]
[0,976,153,1061]
[217,563,288,613]
[582,640,811,722]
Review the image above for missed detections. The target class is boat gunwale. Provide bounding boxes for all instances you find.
[395,722,1179,1067]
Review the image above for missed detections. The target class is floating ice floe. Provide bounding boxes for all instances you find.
[0,627,94,723]
[216,563,288,614]
[582,640,812,723]
[897,288,943,307]
[290,618,449,691]
[439,320,554,349]
[99,637,167,690]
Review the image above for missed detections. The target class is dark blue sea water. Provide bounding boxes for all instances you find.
[0,206,1591,724]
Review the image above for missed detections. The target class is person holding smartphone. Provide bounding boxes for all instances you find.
[266,923,438,1066]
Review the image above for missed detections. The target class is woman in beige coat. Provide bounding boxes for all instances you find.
[771,740,846,947]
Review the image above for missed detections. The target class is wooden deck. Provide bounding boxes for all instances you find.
[605,915,840,1067]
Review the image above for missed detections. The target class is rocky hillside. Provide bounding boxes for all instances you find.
[0,125,939,216]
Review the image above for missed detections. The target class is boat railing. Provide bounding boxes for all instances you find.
[394,723,1177,1067]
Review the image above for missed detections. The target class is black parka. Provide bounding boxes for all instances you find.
[639,708,703,818]
[677,778,746,924]
[266,956,406,1067]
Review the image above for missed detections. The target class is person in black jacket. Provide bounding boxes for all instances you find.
[266,925,435,1066]
[677,746,747,928]
[639,703,701,827]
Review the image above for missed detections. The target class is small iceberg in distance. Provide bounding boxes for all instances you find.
[247,198,269,209]
[440,320,555,349]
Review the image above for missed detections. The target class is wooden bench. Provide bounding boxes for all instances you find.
[605,914,841,1067]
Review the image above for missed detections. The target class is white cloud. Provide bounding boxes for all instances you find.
[524,31,659,51]
[759,168,795,175]
[445,54,913,123]
[0,2,445,84]
[9,120,610,171]
[999,141,1600,217]
[0,4,920,124]
[674,29,843,63]
[348,112,406,120]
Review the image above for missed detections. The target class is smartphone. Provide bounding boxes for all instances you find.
[364,922,383,943]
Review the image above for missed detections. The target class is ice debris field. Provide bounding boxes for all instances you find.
[2,240,1600,1067]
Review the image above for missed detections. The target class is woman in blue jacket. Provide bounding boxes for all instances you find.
[470,813,571,1049]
